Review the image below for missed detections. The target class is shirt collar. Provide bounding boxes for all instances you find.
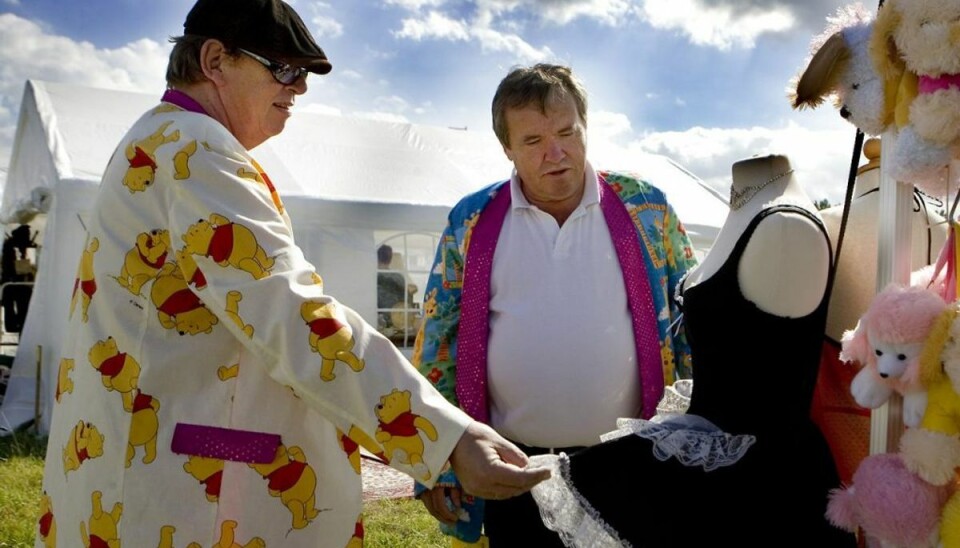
[508,161,599,211]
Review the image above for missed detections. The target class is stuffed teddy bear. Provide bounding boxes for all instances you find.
[791,3,890,136]
[869,0,960,194]
[840,283,949,427]
[827,452,951,547]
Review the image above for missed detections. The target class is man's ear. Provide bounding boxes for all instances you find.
[199,39,228,86]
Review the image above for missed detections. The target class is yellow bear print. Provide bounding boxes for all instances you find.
[182,213,275,279]
[226,290,254,338]
[63,420,105,474]
[126,389,160,468]
[70,237,99,322]
[182,455,224,502]
[37,491,56,548]
[345,515,364,548]
[238,160,284,214]
[88,337,140,411]
[158,525,200,548]
[374,389,439,482]
[159,521,265,548]
[337,425,386,475]
[55,358,75,403]
[173,140,198,180]
[176,249,208,290]
[300,300,365,381]
[80,490,122,548]
[150,262,219,336]
[217,363,239,381]
[248,444,321,530]
[114,229,171,296]
[123,120,180,193]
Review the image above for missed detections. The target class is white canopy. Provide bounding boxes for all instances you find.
[0,80,728,434]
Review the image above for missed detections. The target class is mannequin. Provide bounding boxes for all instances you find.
[813,137,948,485]
[685,154,830,318]
[527,154,855,547]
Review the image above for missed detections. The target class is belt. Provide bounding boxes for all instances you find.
[512,441,587,457]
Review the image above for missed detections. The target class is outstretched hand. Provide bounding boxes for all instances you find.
[448,421,551,500]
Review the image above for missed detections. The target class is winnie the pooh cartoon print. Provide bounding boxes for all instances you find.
[159,520,265,548]
[88,337,140,411]
[123,120,180,193]
[300,300,365,381]
[70,237,99,322]
[225,290,254,338]
[182,455,224,502]
[172,140,197,181]
[126,389,160,468]
[62,420,105,474]
[344,515,364,548]
[150,262,219,336]
[374,389,439,481]
[248,444,321,530]
[181,213,274,279]
[114,229,171,296]
[55,358,74,403]
[337,425,386,474]
[37,491,56,548]
[80,490,122,548]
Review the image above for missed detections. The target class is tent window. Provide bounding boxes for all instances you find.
[375,232,438,350]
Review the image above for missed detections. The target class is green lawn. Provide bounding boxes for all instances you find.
[0,433,447,548]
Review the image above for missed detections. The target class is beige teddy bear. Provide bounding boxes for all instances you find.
[300,300,365,381]
[375,388,439,481]
[88,337,141,411]
[248,444,320,530]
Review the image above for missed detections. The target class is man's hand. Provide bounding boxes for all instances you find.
[448,421,551,500]
[420,485,462,526]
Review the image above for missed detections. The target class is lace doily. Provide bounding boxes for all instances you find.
[600,413,755,472]
[529,453,631,548]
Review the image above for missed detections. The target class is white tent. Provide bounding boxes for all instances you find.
[0,80,728,435]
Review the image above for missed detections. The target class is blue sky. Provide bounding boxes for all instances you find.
[0,0,872,203]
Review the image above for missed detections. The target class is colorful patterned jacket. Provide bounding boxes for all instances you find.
[413,171,698,510]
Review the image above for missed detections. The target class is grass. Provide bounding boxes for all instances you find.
[0,433,448,548]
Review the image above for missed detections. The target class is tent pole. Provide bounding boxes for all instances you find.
[34,344,41,434]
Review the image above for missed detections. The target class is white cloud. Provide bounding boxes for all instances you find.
[395,11,470,41]
[373,94,412,114]
[0,14,169,172]
[590,120,856,204]
[386,0,448,9]
[640,0,795,50]
[311,15,343,38]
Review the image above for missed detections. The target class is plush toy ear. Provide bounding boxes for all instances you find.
[868,0,905,127]
[825,486,860,532]
[840,321,870,365]
[792,31,850,109]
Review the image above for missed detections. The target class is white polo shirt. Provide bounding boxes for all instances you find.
[486,163,639,448]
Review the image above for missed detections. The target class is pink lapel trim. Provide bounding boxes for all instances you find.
[455,177,663,423]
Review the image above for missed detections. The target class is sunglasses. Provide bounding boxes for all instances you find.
[238,48,308,85]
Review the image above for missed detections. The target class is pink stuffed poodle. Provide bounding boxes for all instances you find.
[827,452,951,547]
[841,283,949,427]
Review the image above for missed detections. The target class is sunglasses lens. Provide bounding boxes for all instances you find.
[274,67,305,85]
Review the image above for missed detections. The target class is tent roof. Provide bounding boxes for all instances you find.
[1,79,727,246]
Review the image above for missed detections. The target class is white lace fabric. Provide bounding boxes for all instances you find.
[529,453,632,548]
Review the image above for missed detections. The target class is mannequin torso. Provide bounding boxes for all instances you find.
[684,154,830,318]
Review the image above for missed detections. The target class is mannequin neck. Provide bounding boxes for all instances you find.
[728,155,796,212]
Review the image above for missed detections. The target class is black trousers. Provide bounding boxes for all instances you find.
[483,442,585,548]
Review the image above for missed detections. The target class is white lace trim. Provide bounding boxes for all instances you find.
[599,414,755,472]
[656,379,692,415]
[529,453,631,548]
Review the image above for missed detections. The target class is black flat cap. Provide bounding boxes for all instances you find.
[184,0,332,75]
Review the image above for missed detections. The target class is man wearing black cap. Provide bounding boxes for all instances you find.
[37,1,548,546]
